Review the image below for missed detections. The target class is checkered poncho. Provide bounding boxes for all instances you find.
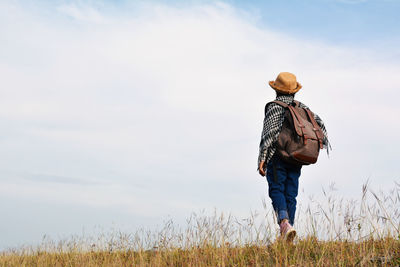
[258,94,330,170]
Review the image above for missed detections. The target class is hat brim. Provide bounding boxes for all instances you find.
[269,81,302,94]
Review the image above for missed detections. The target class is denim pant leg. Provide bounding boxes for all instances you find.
[284,163,301,225]
[266,157,289,224]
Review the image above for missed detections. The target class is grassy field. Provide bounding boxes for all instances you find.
[1,237,399,266]
[1,183,399,266]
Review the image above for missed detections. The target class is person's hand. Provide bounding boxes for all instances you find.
[258,161,266,176]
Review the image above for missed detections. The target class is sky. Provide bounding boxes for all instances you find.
[1,0,400,249]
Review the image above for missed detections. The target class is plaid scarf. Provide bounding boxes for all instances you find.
[258,95,330,169]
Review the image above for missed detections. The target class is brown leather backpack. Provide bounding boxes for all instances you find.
[267,100,324,166]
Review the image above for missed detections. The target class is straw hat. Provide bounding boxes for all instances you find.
[269,72,302,94]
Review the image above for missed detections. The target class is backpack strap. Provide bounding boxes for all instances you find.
[264,100,289,115]
[270,100,289,108]
[288,105,306,138]
[304,109,324,149]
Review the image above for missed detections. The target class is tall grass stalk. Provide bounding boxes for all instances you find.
[1,182,399,266]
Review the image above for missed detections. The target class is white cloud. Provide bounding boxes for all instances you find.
[0,0,399,248]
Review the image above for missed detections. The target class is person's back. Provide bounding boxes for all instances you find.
[258,72,330,242]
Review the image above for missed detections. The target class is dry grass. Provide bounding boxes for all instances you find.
[1,182,399,266]
[1,237,399,266]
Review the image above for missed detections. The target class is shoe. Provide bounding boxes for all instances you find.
[280,219,296,243]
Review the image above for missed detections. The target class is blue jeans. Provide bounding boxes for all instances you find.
[266,155,301,225]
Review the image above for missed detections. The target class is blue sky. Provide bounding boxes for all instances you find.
[0,0,399,249]
[21,0,400,45]
[233,0,400,44]
[117,0,399,45]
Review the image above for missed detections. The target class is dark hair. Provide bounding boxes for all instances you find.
[276,92,296,97]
